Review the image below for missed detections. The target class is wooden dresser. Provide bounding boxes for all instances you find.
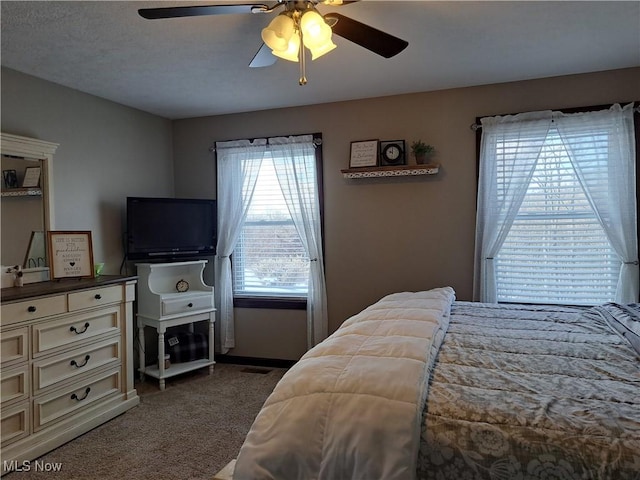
[1,275,139,474]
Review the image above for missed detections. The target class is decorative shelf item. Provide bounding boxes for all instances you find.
[1,187,43,197]
[341,164,439,179]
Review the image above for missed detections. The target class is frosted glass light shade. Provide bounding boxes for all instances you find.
[301,13,335,60]
[300,10,330,45]
[261,14,295,52]
[309,36,336,60]
[273,32,300,62]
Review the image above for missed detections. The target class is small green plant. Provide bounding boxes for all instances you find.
[411,141,435,164]
[410,140,435,157]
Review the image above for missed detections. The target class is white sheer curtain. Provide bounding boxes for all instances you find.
[270,135,328,348]
[554,103,639,303]
[214,139,266,352]
[473,111,553,302]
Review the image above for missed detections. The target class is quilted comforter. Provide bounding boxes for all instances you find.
[234,287,456,480]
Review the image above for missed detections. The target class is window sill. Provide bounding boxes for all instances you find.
[233,296,307,310]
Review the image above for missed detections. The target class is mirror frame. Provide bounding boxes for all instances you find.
[1,132,58,285]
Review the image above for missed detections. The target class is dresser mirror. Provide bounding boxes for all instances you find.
[1,133,57,286]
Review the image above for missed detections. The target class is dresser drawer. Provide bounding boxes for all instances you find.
[1,295,67,327]
[1,326,29,366]
[1,400,30,447]
[1,363,29,405]
[33,337,121,393]
[32,306,120,357]
[68,285,123,312]
[33,367,121,432]
[162,294,213,316]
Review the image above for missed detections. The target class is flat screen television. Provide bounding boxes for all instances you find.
[126,197,217,260]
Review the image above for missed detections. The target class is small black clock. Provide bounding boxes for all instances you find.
[380,140,406,166]
[176,279,190,292]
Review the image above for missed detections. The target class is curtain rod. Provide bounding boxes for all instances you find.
[209,136,322,153]
[469,105,640,131]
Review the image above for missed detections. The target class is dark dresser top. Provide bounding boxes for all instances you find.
[1,275,138,303]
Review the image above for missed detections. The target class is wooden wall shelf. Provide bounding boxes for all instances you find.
[341,164,439,179]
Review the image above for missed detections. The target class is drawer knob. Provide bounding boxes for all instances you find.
[71,387,91,402]
[188,303,194,308]
[27,305,37,313]
[70,322,90,335]
[70,355,91,368]
[94,294,102,300]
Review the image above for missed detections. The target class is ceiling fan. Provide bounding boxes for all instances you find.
[138,1,409,85]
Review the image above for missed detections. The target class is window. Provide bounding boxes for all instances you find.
[475,104,639,305]
[233,158,310,298]
[215,133,327,350]
[229,134,324,307]
[495,128,619,304]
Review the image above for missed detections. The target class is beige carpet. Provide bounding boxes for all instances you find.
[5,363,286,480]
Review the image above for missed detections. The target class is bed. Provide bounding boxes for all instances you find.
[229,287,640,480]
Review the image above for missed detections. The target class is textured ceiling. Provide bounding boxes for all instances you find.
[2,1,639,120]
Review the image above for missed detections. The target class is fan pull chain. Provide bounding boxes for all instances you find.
[298,29,307,85]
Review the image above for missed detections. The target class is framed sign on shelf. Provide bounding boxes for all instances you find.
[349,139,379,168]
[22,166,41,188]
[3,169,18,189]
[48,231,94,279]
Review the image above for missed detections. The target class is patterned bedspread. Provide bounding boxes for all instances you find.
[418,302,640,480]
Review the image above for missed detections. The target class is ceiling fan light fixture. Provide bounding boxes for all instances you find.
[138,2,409,85]
[261,13,295,52]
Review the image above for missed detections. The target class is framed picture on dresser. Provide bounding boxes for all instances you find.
[47,231,94,279]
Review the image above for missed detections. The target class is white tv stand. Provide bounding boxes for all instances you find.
[136,260,215,390]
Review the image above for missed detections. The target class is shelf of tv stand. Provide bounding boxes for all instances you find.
[141,358,215,380]
[341,164,439,179]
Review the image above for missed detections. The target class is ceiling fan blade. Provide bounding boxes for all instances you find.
[326,13,408,58]
[249,43,277,68]
[138,4,270,20]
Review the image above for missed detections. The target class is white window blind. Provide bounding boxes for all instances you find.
[233,157,309,297]
[495,128,620,305]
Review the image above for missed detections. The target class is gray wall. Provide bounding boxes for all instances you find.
[1,67,174,274]
[173,67,640,360]
[3,66,638,361]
